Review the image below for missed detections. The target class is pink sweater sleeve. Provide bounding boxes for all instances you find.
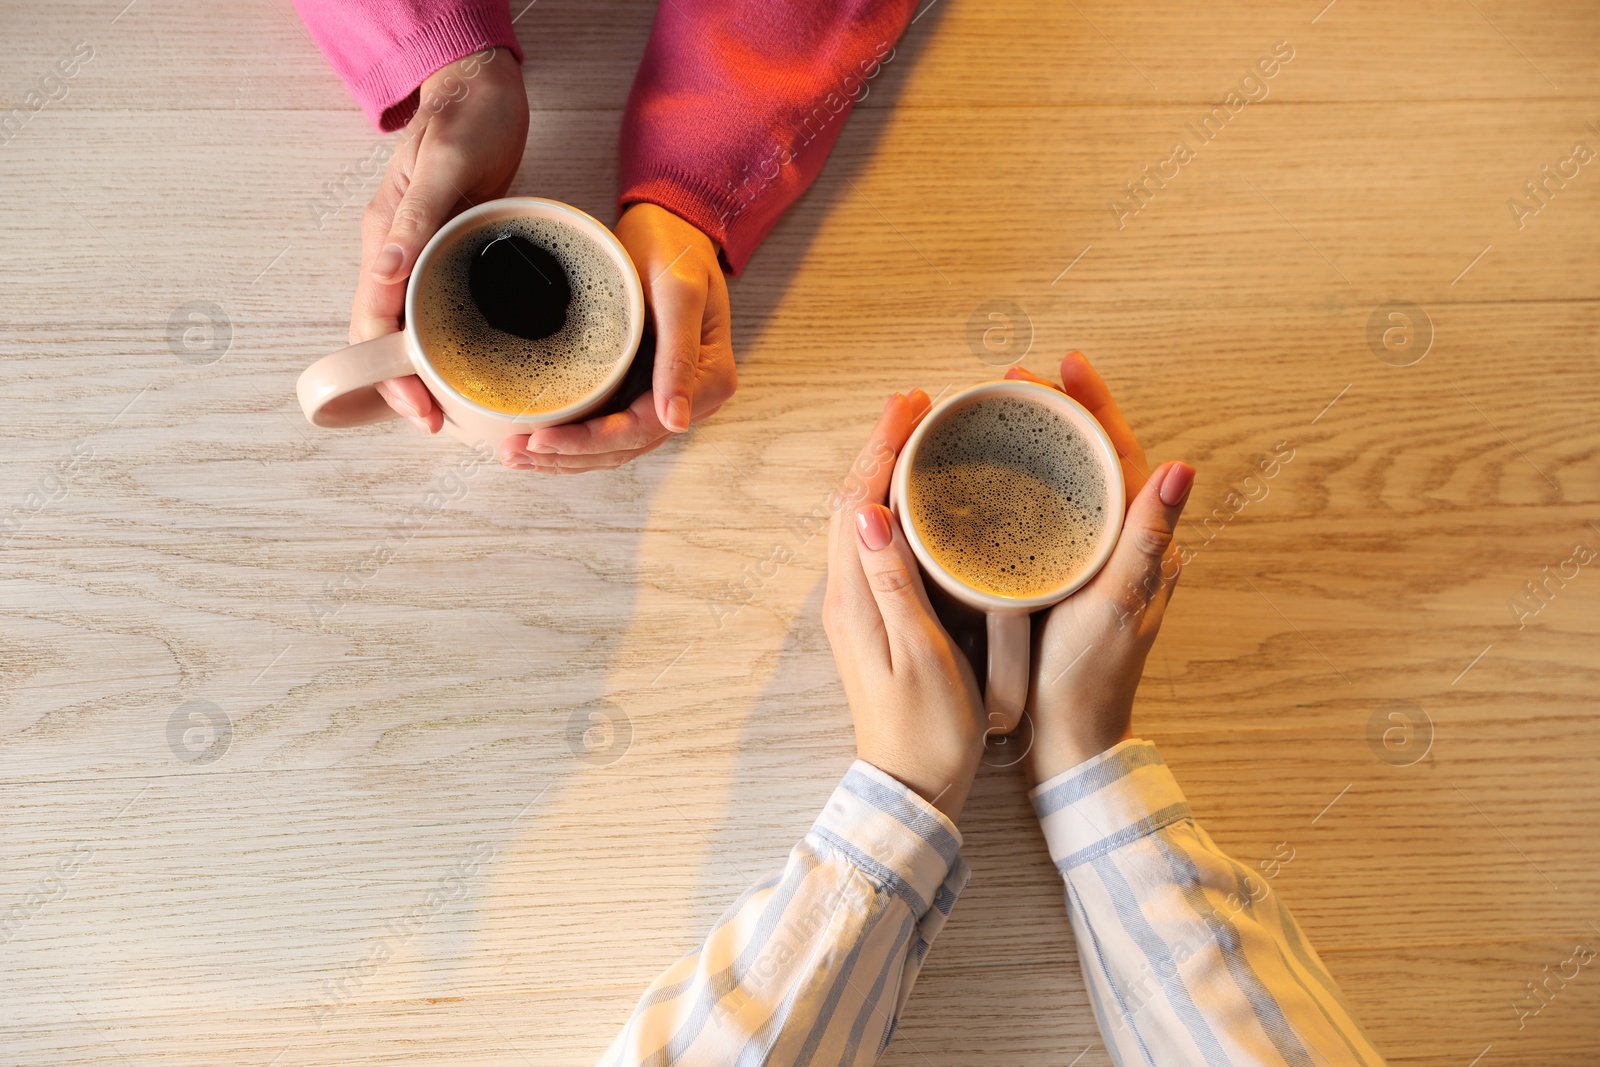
[292,0,523,131]
[618,0,917,274]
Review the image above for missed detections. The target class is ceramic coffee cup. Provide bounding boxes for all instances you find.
[295,196,645,451]
[889,379,1125,728]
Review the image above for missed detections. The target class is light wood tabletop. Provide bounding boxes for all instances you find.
[2,1,1597,1064]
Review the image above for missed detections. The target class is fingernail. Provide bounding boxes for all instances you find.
[907,388,929,406]
[373,243,404,279]
[855,505,892,552]
[667,395,691,432]
[387,391,421,418]
[882,392,903,415]
[526,438,557,454]
[1160,462,1195,507]
[405,414,431,434]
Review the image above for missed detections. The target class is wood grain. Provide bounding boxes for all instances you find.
[2,1,1597,1064]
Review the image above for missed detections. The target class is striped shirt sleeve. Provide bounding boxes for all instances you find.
[599,760,969,1067]
[1031,740,1387,1067]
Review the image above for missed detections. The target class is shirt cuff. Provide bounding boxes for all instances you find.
[353,5,524,132]
[808,760,965,919]
[1029,739,1193,875]
[619,165,744,273]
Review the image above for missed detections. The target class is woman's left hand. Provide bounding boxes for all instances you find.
[823,390,988,822]
[500,204,736,472]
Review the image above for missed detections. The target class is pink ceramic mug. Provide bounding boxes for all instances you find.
[889,379,1125,729]
[295,197,645,450]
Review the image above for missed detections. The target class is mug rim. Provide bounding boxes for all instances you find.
[402,196,646,428]
[889,379,1127,614]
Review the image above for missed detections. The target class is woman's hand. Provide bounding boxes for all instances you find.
[351,46,530,435]
[1004,354,1195,786]
[824,390,987,823]
[501,204,736,472]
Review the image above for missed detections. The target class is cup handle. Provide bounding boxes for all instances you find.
[985,612,1030,733]
[296,332,415,428]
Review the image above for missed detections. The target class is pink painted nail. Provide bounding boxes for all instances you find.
[855,505,892,551]
[1159,462,1195,507]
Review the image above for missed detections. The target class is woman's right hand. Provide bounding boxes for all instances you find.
[350,46,529,437]
[1005,354,1196,786]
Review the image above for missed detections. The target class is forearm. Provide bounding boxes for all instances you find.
[1033,740,1385,1067]
[600,761,967,1067]
[618,0,916,273]
[290,0,522,130]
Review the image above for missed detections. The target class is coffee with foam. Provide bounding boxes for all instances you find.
[415,214,631,415]
[907,395,1108,597]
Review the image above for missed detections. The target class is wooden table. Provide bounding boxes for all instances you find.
[3,1,1597,1064]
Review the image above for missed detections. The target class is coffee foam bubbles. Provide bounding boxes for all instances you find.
[907,395,1108,598]
[416,214,630,415]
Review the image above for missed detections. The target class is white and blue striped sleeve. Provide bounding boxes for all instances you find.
[599,760,970,1067]
[1031,739,1387,1067]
